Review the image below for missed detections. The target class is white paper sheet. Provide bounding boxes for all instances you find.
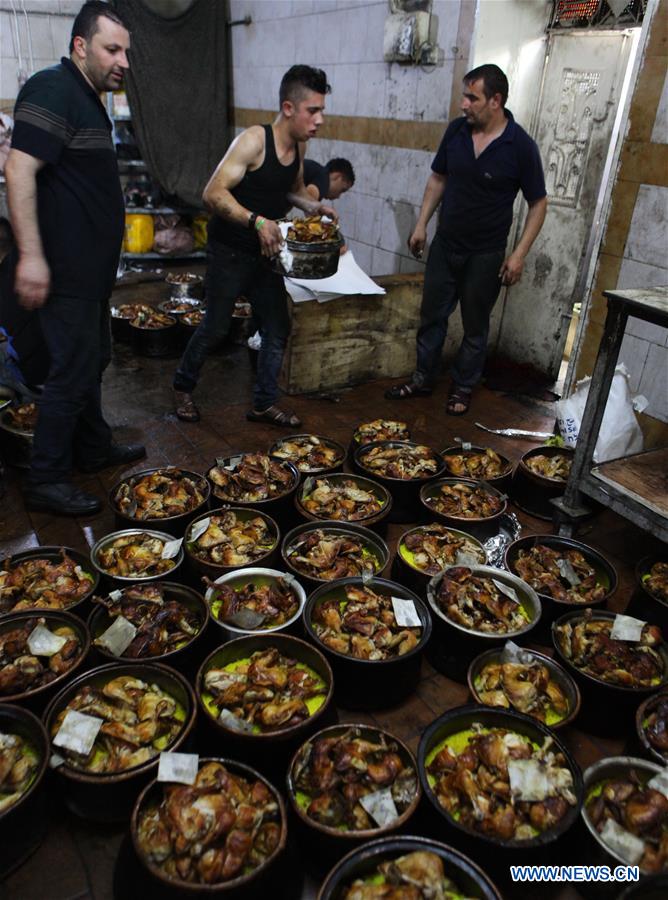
[284,251,386,303]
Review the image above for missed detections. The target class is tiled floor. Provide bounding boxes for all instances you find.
[1,335,663,900]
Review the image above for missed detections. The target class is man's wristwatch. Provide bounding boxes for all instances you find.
[248,212,257,231]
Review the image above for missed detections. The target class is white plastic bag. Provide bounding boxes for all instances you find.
[556,364,647,463]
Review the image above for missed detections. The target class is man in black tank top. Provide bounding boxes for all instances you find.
[173,65,336,426]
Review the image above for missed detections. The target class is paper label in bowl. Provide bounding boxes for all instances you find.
[215,457,227,468]
[648,770,668,801]
[162,538,183,560]
[109,589,123,602]
[359,787,399,828]
[96,615,137,656]
[502,640,534,665]
[508,759,550,801]
[362,567,374,586]
[158,752,199,785]
[303,477,315,495]
[461,442,472,451]
[556,558,581,586]
[610,614,645,642]
[53,710,103,756]
[599,818,645,865]
[492,579,520,604]
[455,550,482,567]
[189,517,210,542]
[49,753,65,769]
[392,597,421,628]
[219,709,254,733]
[27,624,67,657]
[224,455,243,471]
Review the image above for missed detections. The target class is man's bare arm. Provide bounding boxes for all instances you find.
[408,172,447,257]
[5,148,50,309]
[286,150,337,220]
[499,195,548,286]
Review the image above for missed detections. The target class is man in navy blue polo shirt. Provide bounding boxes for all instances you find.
[5,1,145,516]
[386,64,547,415]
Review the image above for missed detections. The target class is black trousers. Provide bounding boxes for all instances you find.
[30,295,112,484]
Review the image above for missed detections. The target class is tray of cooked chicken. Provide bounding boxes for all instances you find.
[398,524,486,576]
[91,530,182,582]
[208,453,298,504]
[0,728,41,815]
[297,474,390,525]
[429,567,535,637]
[421,479,506,523]
[269,434,345,474]
[283,523,388,584]
[112,467,209,523]
[0,548,97,615]
[185,508,279,572]
[355,441,443,482]
[1,402,38,435]
[441,446,512,483]
[206,570,304,634]
[352,419,410,446]
[522,451,573,483]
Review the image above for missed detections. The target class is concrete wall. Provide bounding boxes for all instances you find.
[576,0,668,425]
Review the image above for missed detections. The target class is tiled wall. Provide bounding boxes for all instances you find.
[577,0,668,425]
[229,0,473,276]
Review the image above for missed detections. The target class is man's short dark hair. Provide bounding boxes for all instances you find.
[279,65,331,106]
[464,64,509,106]
[69,1,127,53]
[326,158,355,186]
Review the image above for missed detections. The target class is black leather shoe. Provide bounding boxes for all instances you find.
[24,482,102,516]
[78,443,146,473]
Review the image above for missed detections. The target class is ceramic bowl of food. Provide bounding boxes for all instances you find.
[129,309,179,358]
[440,444,513,493]
[295,473,392,536]
[131,757,287,896]
[505,535,617,633]
[628,554,668,632]
[90,528,184,586]
[581,756,667,878]
[0,400,38,468]
[467,645,581,730]
[197,633,335,778]
[281,520,389,591]
[158,297,203,318]
[269,434,346,479]
[393,523,487,599]
[552,610,668,734]
[287,724,421,872]
[207,453,300,524]
[205,567,307,640]
[0,610,90,712]
[0,546,99,618]
[426,565,540,681]
[304,576,431,709]
[184,506,280,581]
[348,419,411,465]
[87,582,208,671]
[43,661,196,822]
[420,478,508,540]
[0,703,50,879]
[110,303,152,343]
[418,705,583,867]
[353,440,445,523]
[635,691,668,767]
[511,446,575,520]
[164,270,204,299]
[110,467,210,537]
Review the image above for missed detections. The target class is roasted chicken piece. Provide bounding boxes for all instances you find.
[312,585,421,661]
[425,482,503,519]
[646,562,668,603]
[0,617,82,695]
[643,694,668,758]
[554,610,665,688]
[427,724,576,842]
[112,302,153,320]
[353,419,410,445]
[114,468,206,520]
[476,655,569,723]
[287,215,339,243]
[271,435,343,472]
[130,308,175,329]
[293,727,417,832]
[136,761,281,885]
[203,646,325,733]
[287,528,378,581]
[444,448,510,480]
[0,550,94,613]
[208,577,299,629]
[3,402,38,432]
[401,524,484,575]
[208,453,294,503]
[301,477,385,521]
[435,567,528,635]
[525,453,572,482]
[0,732,39,813]
[182,309,204,327]
[188,510,275,567]
[512,544,606,604]
[97,533,176,578]
[359,443,441,480]
[344,849,478,898]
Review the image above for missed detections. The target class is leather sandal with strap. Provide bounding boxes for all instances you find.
[384,380,433,400]
[246,405,302,428]
[446,388,471,417]
[174,390,200,423]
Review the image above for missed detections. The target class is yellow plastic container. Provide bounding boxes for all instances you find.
[124,213,154,254]
[193,215,208,249]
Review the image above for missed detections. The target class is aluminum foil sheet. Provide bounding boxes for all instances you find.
[483,512,522,568]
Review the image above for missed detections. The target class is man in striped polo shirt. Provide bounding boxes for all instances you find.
[5,1,145,516]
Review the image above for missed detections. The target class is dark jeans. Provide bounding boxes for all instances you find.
[30,295,112,484]
[173,241,290,410]
[415,232,504,390]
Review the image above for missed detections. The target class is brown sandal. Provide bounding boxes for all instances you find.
[446,388,471,416]
[174,390,200,423]
[384,381,432,400]
[246,405,302,428]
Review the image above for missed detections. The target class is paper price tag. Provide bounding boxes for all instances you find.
[158,752,199,785]
[109,589,123,602]
[600,818,645,865]
[361,567,374,586]
[27,624,67,657]
[219,709,254,733]
[96,616,137,656]
[53,710,103,756]
[610,614,645,642]
[303,477,315,495]
[391,597,421,628]
[502,640,534,665]
[455,550,482,567]
[462,442,472,451]
[492,579,520,604]
[359,788,399,828]
[648,769,668,801]
[215,457,227,468]
[189,517,210,542]
[50,753,65,769]
[508,759,550,801]
[224,455,243,471]
[162,538,183,560]
[556,558,581,586]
